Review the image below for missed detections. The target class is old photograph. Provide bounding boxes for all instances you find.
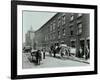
[11,1,97,79]
[22,11,90,69]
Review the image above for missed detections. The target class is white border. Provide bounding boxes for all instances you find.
[17,5,94,75]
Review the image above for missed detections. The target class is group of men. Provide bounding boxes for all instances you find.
[50,43,90,60]
[77,45,90,60]
[34,48,46,65]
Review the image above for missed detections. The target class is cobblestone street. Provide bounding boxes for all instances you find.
[22,52,89,69]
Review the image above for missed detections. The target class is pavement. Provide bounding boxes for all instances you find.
[22,52,89,69]
[66,55,90,64]
[46,52,90,64]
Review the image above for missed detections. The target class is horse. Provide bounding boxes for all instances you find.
[49,45,70,58]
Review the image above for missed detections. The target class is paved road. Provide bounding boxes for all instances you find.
[22,53,89,69]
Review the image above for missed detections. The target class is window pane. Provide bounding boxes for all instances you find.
[78,13,82,17]
[71,41,75,48]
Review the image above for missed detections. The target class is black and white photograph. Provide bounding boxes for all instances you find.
[22,11,90,69]
[11,1,97,79]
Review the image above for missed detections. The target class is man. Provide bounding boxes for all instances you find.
[53,43,58,57]
[42,48,46,59]
[85,45,90,60]
[36,50,41,65]
[50,45,56,57]
[78,46,82,58]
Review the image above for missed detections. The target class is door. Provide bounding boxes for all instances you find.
[80,40,85,58]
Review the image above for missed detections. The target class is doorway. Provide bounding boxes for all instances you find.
[80,40,85,58]
[87,39,90,49]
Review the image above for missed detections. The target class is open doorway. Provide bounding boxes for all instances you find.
[87,39,90,49]
[80,40,85,58]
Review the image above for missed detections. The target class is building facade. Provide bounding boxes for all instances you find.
[34,12,90,57]
[25,27,35,49]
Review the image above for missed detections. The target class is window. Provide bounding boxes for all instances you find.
[77,13,82,17]
[53,34,55,39]
[70,30,74,35]
[70,16,74,21]
[70,25,74,36]
[62,28,66,36]
[70,13,74,21]
[45,35,46,41]
[50,34,52,40]
[78,23,82,35]
[71,41,75,48]
[49,35,51,40]
[58,31,60,38]
[53,21,56,31]
[62,14,66,25]
[50,24,52,32]
[47,35,49,41]
[58,17,61,27]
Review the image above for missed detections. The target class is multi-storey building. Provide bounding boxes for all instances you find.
[69,13,90,57]
[25,27,35,49]
[34,12,90,57]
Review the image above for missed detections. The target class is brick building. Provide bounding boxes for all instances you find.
[34,12,90,57]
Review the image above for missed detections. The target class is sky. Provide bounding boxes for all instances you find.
[23,11,57,42]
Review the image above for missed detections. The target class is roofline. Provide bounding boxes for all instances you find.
[35,13,59,33]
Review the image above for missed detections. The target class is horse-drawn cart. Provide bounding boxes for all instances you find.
[23,46,32,53]
[50,44,76,58]
[30,50,37,61]
[70,47,76,56]
[29,50,42,65]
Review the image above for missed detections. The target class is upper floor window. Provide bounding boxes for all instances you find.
[53,34,55,39]
[70,25,74,36]
[77,23,82,35]
[71,41,75,48]
[50,34,52,40]
[58,17,61,27]
[50,23,53,32]
[53,21,56,31]
[77,13,82,17]
[70,13,74,21]
[62,14,66,25]
[70,30,74,36]
[45,35,47,41]
[58,31,61,39]
[47,35,49,41]
[62,28,66,36]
